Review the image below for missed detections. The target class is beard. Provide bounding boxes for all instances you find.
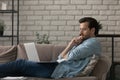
[79,34,90,41]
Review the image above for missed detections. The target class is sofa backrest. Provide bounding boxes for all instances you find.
[17,44,54,61]
[52,45,66,61]
[17,44,66,61]
[91,55,111,80]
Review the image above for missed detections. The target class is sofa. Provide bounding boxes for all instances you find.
[0,44,111,80]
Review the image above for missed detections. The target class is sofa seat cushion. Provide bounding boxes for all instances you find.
[0,45,17,63]
[26,76,97,80]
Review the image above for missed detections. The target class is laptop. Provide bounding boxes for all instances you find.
[24,42,40,62]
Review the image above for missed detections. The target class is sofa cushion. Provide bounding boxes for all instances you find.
[0,45,17,63]
[52,45,66,61]
[26,76,97,80]
[17,44,54,61]
[35,44,54,61]
[77,55,99,77]
[17,43,28,60]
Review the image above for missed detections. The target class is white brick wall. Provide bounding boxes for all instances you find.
[1,0,120,60]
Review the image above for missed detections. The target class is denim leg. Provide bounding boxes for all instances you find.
[0,59,26,77]
[0,59,58,78]
[22,62,58,78]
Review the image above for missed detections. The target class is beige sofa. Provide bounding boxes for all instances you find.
[0,44,111,80]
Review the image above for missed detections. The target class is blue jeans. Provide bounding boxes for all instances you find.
[0,59,58,78]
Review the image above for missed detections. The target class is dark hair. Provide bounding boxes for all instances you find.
[79,17,102,36]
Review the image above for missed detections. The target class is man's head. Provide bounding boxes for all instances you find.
[79,17,102,39]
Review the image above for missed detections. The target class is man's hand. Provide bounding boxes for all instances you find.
[75,36,84,45]
[69,36,83,47]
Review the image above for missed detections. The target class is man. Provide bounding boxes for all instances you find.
[0,17,102,79]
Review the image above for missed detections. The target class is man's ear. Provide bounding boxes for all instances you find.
[91,28,95,34]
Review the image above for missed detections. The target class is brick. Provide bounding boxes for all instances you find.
[26,36,36,40]
[19,36,26,41]
[20,11,34,15]
[39,0,53,5]
[2,41,12,46]
[83,10,99,15]
[110,26,120,31]
[43,16,58,20]
[109,5,120,10]
[87,0,102,4]
[77,5,92,9]
[35,31,49,36]
[34,11,50,15]
[49,36,57,41]
[100,10,115,15]
[99,31,114,34]
[75,16,86,20]
[19,16,27,21]
[28,26,42,31]
[103,0,118,4]
[51,21,66,26]
[66,10,82,15]
[95,16,108,21]
[27,16,42,20]
[116,11,120,15]
[71,0,86,4]
[67,20,79,26]
[58,26,74,31]
[50,31,64,36]
[51,11,66,15]
[43,26,57,31]
[46,5,60,10]
[54,0,69,4]
[0,37,9,41]
[35,21,50,26]
[20,21,35,25]
[19,26,27,31]
[108,26,118,31]
[24,0,39,5]
[92,5,108,10]
[61,5,76,10]
[101,21,116,26]
[116,21,120,25]
[115,32,120,34]
[108,16,120,20]
[65,31,78,36]
[20,6,30,10]
[30,6,45,10]
[59,16,74,20]
[20,31,33,36]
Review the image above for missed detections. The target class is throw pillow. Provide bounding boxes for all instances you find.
[17,43,28,60]
[0,45,17,63]
[76,54,99,77]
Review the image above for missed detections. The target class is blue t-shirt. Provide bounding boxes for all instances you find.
[51,37,101,79]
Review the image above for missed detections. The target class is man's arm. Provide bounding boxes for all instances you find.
[60,36,83,59]
[67,38,101,61]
